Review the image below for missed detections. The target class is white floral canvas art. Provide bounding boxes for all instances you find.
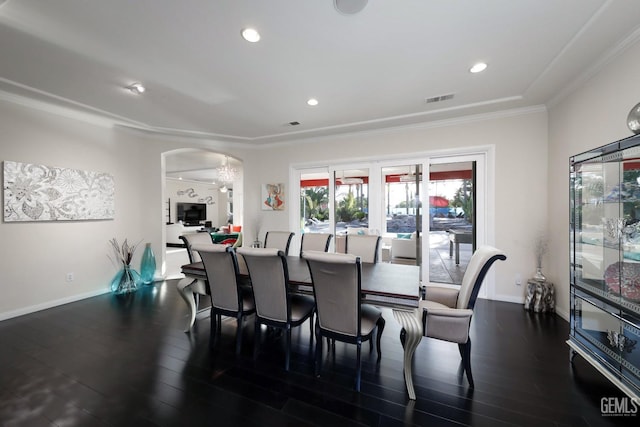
[3,161,114,221]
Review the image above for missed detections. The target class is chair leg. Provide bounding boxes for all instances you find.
[315,321,322,377]
[376,316,385,362]
[235,314,243,355]
[209,310,217,348]
[285,327,291,371]
[459,340,474,388]
[308,311,314,345]
[254,320,261,362]
[355,342,362,392]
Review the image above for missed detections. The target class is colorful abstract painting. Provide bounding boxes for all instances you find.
[3,161,115,221]
[262,183,285,211]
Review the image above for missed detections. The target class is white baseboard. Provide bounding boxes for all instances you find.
[488,293,524,304]
[0,288,110,322]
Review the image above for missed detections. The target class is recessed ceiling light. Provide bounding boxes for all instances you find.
[126,82,145,94]
[307,98,319,106]
[470,62,488,73]
[241,28,260,43]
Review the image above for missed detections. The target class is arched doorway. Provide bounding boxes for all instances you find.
[161,148,243,278]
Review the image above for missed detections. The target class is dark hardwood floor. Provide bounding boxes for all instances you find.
[0,280,635,426]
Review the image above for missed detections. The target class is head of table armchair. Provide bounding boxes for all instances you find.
[419,245,506,388]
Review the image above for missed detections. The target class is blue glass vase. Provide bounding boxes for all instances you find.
[110,264,141,294]
[140,243,156,285]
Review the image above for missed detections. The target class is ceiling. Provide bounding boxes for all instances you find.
[1,0,639,148]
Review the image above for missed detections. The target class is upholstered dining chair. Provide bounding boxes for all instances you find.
[346,234,381,263]
[192,244,255,355]
[177,232,216,331]
[303,250,386,391]
[236,247,315,371]
[264,231,295,255]
[299,233,333,256]
[395,245,506,398]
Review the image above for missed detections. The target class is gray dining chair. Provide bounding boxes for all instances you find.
[345,234,381,263]
[236,247,315,371]
[193,244,255,355]
[177,232,216,331]
[302,250,385,391]
[264,231,295,255]
[299,233,333,256]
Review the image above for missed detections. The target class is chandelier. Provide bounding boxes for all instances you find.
[217,156,237,184]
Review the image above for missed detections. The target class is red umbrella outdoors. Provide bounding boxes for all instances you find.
[429,195,449,207]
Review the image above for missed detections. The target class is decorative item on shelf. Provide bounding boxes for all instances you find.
[534,233,548,281]
[604,261,640,302]
[628,101,640,135]
[139,243,156,285]
[108,238,141,294]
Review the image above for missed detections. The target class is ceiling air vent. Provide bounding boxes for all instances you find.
[425,93,455,104]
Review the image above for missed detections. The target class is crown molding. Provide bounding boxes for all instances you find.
[547,21,640,108]
[256,105,547,150]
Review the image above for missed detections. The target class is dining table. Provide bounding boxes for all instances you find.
[181,254,421,306]
[179,254,422,399]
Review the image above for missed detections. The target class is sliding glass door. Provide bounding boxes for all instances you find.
[291,150,489,291]
[428,161,476,285]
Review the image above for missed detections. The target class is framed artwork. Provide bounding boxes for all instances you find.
[262,183,285,211]
[3,160,115,222]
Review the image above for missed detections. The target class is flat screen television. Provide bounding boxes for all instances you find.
[176,202,206,225]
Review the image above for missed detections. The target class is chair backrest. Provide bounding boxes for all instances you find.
[299,233,333,256]
[237,247,289,323]
[457,245,507,310]
[303,251,361,337]
[193,244,241,312]
[264,231,294,255]
[346,234,381,263]
[180,232,215,263]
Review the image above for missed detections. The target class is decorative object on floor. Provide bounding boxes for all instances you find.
[524,279,555,313]
[533,233,548,281]
[262,183,285,210]
[628,101,640,134]
[3,160,114,222]
[139,243,156,285]
[108,238,141,294]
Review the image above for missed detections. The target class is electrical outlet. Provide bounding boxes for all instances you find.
[66,272,74,282]
[515,273,522,286]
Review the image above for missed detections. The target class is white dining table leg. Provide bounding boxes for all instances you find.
[177,278,200,332]
[393,309,423,400]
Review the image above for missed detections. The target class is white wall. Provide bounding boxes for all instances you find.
[0,99,250,320]
[547,38,640,319]
[241,110,549,304]
[0,101,149,318]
